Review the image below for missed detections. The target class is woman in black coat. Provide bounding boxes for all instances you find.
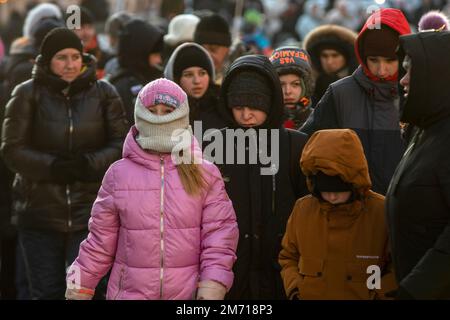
[208,54,309,299]
[0,28,127,299]
[386,31,450,299]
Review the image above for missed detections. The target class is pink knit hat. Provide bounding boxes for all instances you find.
[138,78,187,109]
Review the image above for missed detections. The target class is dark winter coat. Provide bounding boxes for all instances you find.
[107,19,164,126]
[1,54,128,232]
[386,31,450,299]
[211,55,309,299]
[0,42,36,110]
[107,66,161,126]
[300,10,411,195]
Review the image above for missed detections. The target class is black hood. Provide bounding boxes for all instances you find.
[33,53,97,96]
[219,54,284,129]
[398,31,450,128]
[118,19,163,77]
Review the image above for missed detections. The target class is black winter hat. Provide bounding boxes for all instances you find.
[40,27,83,65]
[227,71,272,114]
[173,45,213,79]
[313,171,353,192]
[194,13,232,47]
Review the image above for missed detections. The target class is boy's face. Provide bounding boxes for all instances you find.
[279,74,303,109]
[366,56,398,79]
[320,49,346,74]
[321,191,352,205]
[231,106,267,128]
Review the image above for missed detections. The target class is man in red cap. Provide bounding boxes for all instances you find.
[301,8,411,196]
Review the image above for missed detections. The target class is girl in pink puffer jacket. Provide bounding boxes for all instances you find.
[65,78,238,300]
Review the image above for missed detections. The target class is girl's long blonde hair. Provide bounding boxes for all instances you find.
[176,163,206,196]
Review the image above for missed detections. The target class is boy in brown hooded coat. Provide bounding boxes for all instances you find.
[279,129,396,300]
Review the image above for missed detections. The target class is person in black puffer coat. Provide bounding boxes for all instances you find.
[0,28,128,300]
[386,30,450,300]
[107,19,164,127]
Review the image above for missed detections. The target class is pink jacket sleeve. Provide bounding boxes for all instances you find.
[199,164,239,291]
[67,166,120,290]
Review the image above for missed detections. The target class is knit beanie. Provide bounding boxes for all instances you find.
[173,45,214,79]
[270,46,313,99]
[164,14,200,46]
[313,171,353,192]
[194,13,231,47]
[40,27,83,65]
[135,78,191,153]
[270,47,312,73]
[227,71,272,114]
[360,25,399,60]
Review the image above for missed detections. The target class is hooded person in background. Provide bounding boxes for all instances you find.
[194,13,232,86]
[1,3,65,110]
[303,24,358,106]
[301,8,411,195]
[70,6,111,79]
[270,46,314,130]
[401,10,449,144]
[208,54,309,299]
[103,11,133,78]
[279,129,396,300]
[164,42,223,134]
[385,30,450,300]
[107,19,164,126]
[0,28,127,299]
[22,3,63,42]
